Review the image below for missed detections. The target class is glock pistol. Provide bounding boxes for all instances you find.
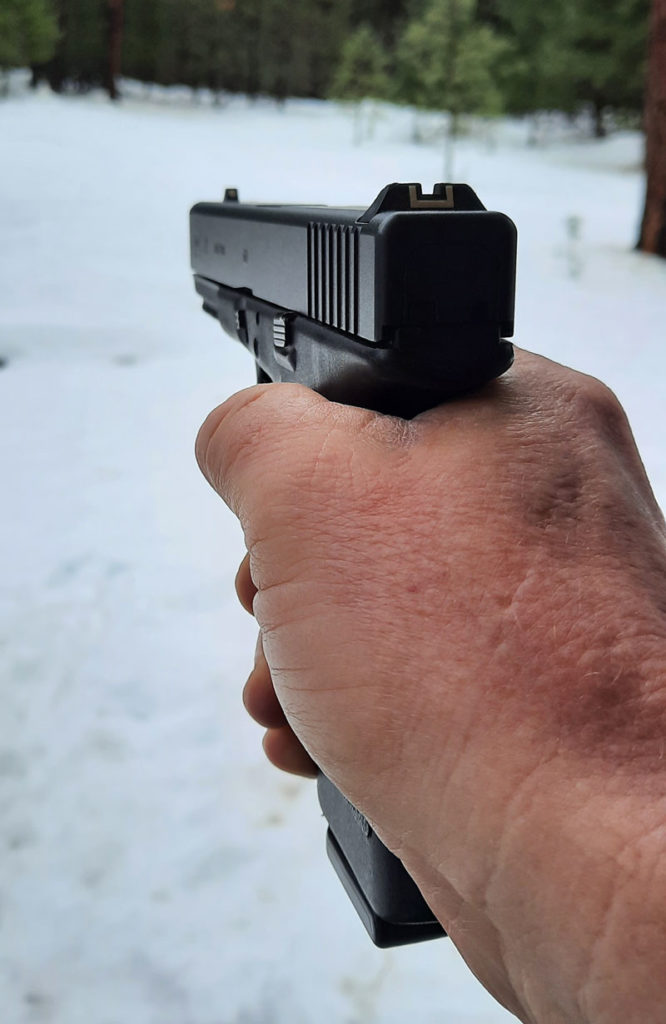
[190,182,517,948]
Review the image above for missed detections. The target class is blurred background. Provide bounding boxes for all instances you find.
[1,2,665,1022]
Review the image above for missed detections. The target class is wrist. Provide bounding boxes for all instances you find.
[403,745,666,1024]
[493,770,666,1024]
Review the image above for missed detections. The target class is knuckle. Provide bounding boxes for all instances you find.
[196,383,317,495]
[358,410,420,450]
[195,384,269,488]
[562,372,628,437]
[511,354,631,449]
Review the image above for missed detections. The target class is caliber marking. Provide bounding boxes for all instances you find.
[408,185,454,209]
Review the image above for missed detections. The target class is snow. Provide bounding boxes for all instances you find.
[1,83,665,1024]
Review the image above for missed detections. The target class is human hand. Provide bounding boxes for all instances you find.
[196,350,666,1023]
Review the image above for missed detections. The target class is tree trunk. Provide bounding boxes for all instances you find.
[106,0,125,101]
[593,96,607,139]
[637,0,666,257]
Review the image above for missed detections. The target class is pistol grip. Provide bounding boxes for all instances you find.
[317,774,445,947]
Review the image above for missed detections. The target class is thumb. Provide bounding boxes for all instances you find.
[195,382,322,519]
[195,382,385,547]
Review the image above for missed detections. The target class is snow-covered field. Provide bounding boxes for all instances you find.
[1,84,664,1024]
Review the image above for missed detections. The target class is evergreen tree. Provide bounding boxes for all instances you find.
[186,0,264,96]
[495,0,649,131]
[150,0,191,88]
[203,0,352,99]
[122,0,160,85]
[393,18,430,109]
[350,0,415,46]
[494,0,578,117]
[179,0,225,91]
[256,0,312,99]
[300,0,353,97]
[330,24,389,142]
[0,0,58,85]
[567,0,650,135]
[34,0,106,92]
[330,24,389,102]
[396,0,505,117]
[394,0,505,170]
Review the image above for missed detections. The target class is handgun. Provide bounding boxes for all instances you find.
[190,182,517,948]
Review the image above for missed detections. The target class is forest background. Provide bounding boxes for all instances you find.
[1,0,664,255]
[0,0,651,132]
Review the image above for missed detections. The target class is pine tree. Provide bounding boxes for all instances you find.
[255,0,311,100]
[150,0,188,87]
[393,18,431,109]
[180,0,223,91]
[330,24,389,102]
[122,0,160,85]
[330,25,390,142]
[494,0,578,117]
[394,0,506,172]
[567,0,650,136]
[198,0,264,96]
[34,0,107,92]
[300,0,353,97]
[396,0,505,115]
[0,0,58,88]
[495,0,649,131]
[34,0,356,102]
[350,0,415,46]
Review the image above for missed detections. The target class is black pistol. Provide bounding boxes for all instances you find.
[190,182,517,948]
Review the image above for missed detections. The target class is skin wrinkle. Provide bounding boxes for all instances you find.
[345,441,397,509]
[281,449,400,537]
[481,753,567,943]
[527,467,585,532]
[398,692,479,851]
[575,862,635,1023]
[254,499,334,547]
[329,429,453,525]
[357,408,419,451]
[512,941,570,1024]
[324,734,423,820]
[306,419,349,495]
[258,599,442,768]
[414,864,528,1022]
[610,452,666,526]
[575,855,649,1022]
[596,496,666,573]
[248,564,307,599]
[491,798,610,1024]
[431,728,537,888]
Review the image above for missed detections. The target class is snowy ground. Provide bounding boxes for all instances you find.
[1,85,665,1024]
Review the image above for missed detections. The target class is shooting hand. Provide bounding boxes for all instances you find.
[196,349,666,1024]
